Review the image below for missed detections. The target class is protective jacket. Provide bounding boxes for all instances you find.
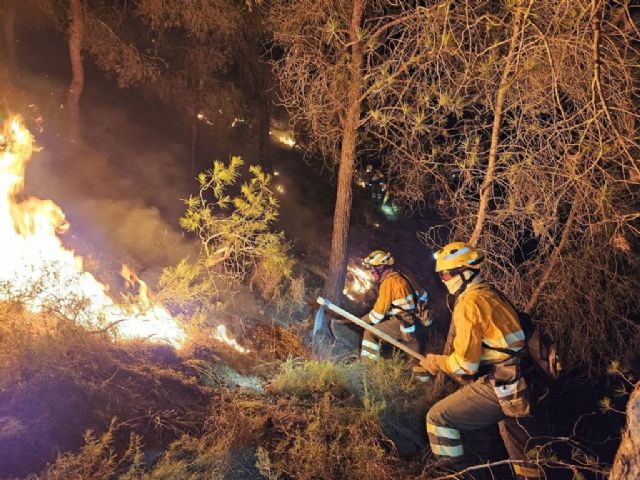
[432,281,525,376]
[367,269,430,333]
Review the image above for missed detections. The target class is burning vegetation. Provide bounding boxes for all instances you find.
[0,116,186,347]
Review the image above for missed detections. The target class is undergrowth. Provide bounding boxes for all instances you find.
[1,296,440,480]
[0,301,210,478]
[270,353,430,416]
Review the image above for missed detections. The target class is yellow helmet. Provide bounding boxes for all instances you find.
[363,249,395,268]
[434,242,485,272]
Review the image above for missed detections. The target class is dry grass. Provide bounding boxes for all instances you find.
[35,422,144,480]
[256,393,396,480]
[0,300,210,478]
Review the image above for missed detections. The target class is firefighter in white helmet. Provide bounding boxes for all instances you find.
[360,250,430,376]
[420,242,543,479]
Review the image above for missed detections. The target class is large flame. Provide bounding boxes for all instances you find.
[0,115,186,346]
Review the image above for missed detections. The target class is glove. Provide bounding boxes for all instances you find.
[420,354,441,375]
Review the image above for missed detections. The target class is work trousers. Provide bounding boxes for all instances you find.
[426,376,543,479]
[360,319,429,382]
[360,316,419,361]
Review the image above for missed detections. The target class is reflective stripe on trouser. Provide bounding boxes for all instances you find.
[426,376,543,477]
[360,316,419,362]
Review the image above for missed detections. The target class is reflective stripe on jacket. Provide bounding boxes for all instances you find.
[368,270,428,330]
[441,282,525,376]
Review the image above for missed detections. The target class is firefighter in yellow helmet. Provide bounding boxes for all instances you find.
[360,250,430,376]
[420,242,543,479]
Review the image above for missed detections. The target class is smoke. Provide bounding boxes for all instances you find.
[17,78,198,287]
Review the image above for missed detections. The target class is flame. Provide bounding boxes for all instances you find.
[269,129,296,148]
[0,115,185,347]
[213,324,250,353]
[278,135,296,147]
[342,264,374,301]
[121,264,150,309]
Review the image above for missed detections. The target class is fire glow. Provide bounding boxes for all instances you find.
[343,264,374,301]
[213,325,250,354]
[0,115,186,346]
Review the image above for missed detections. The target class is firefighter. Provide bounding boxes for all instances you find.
[364,164,386,205]
[419,242,543,479]
[360,250,431,378]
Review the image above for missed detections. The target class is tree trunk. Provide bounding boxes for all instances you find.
[610,382,640,480]
[190,79,205,175]
[3,0,17,80]
[66,0,85,141]
[323,0,364,304]
[469,6,527,245]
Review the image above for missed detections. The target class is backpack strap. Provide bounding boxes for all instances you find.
[481,342,526,358]
[481,287,529,359]
[396,270,419,307]
[395,270,427,328]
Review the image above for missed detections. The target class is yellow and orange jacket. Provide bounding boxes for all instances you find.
[367,269,429,333]
[434,281,526,376]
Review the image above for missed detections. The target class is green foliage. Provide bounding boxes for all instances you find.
[162,157,300,313]
[271,358,350,398]
[181,157,284,279]
[270,355,427,416]
[157,259,222,318]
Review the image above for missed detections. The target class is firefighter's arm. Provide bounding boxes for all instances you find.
[420,302,483,376]
[367,280,392,324]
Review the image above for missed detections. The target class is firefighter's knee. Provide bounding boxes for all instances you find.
[426,399,446,427]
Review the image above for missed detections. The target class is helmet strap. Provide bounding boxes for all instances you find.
[448,269,479,296]
[373,265,390,280]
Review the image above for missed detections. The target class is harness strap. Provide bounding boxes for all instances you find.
[396,271,419,308]
[482,342,526,357]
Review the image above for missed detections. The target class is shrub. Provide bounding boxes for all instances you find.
[270,358,350,398]
[255,393,395,480]
[37,422,143,480]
